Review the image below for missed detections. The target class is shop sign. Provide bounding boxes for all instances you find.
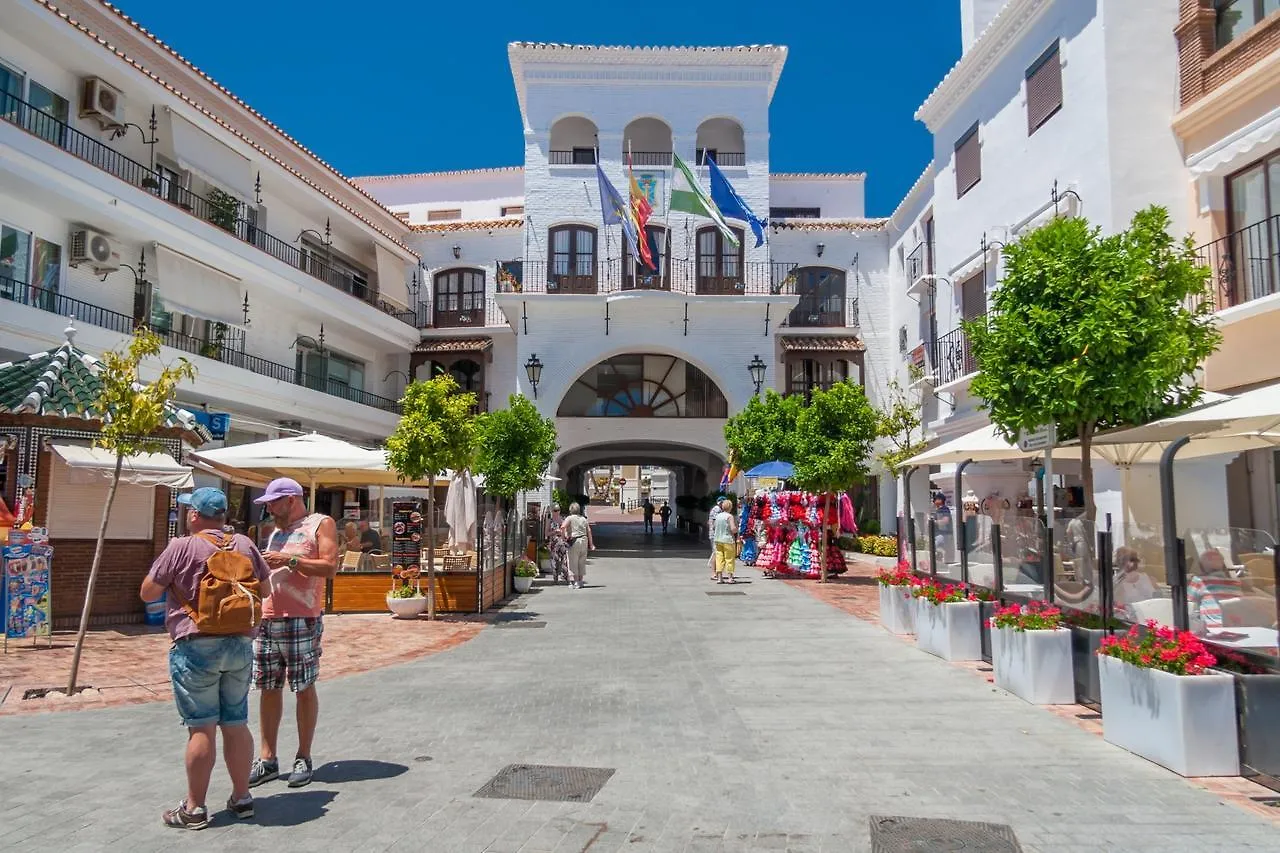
[190,411,231,440]
[4,531,52,643]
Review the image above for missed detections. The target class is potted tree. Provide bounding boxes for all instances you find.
[913,580,988,662]
[1097,622,1237,776]
[387,566,427,618]
[513,559,538,593]
[989,601,1074,704]
[876,562,916,635]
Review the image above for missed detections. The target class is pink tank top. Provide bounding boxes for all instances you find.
[262,513,326,618]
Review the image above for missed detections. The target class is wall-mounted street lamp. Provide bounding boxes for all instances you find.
[290,325,326,355]
[452,243,462,260]
[112,106,160,173]
[748,354,766,395]
[296,218,333,265]
[525,353,544,399]
[1051,179,1083,215]
[816,242,825,258]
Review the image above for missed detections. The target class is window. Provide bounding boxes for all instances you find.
[960,271,987,321]
[787,267,846,327]
[298,348,365,397]
[427,209,461,222]
[501,205,524,216]
[0,63,68,144]
[623,225,670,290]
[1215,0,1279,49]
[433,268,486,325]
[547,225,597,292]
[0,61,20,123]
[0,223,59,309]
[1225,152,1280,303]
[787,358,852,400]
[694,148,718,166]
[769,207,821,219]
[955,123,981,198]
[392,210,411,223]
[1026,43,1063,134]
[695,226,745,294]
[49,451,155,539]
[557,354,727,418]
[572,147,596,165]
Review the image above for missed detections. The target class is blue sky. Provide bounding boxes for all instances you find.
[115,0,961,216]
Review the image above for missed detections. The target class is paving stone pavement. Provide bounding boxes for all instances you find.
[2,540,1278,852]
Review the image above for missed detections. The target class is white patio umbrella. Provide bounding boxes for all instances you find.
[444,469,478,552]
[1090,381,1280,448]
[901,424,1034,466]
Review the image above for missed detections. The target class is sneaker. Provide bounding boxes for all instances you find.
[227,794,254,820]
[248,757,279,788]
[287,756,313,788]
[163,801,209,830]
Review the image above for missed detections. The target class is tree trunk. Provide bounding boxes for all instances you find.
[426,474,437,621]
[820,492,833,583]
[67,451,123,694]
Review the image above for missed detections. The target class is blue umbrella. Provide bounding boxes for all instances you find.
[744,460,795,479]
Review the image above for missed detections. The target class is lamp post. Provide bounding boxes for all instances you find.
[525,353,544,399]
[748,354,766,395]
[816,242,825,258]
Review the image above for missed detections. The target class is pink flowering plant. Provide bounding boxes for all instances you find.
[1098,621,1217,676]
[987,600,1063,632]
[917,581,990,605]
[876,565,914,587]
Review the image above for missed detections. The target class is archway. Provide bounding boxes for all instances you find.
[557,353,728,418]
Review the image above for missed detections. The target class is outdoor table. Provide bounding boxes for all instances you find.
[1004,583,1045,597]
[1203,627,1280,651]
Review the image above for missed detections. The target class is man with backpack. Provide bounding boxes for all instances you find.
[139,487,272,830]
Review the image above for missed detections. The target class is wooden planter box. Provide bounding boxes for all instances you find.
[991,627,1075,705]
[915,598,982,662]
[1098,655,1239,777]
[878,584,915,635]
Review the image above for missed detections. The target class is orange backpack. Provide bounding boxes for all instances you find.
[177,531,263,635]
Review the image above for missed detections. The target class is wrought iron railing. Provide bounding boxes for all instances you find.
[626,151,672,166]
[1195,214,1280,312]
[783,295,848,328]
[906,240,933,284]
[0,90,414,327]
[1,277,400,413]
[697,152,746,167]
[419,296,507,329]
[548,150,596,165]
[933,318,981,386]
[503,259,798,296]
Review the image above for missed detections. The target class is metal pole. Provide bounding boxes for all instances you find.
[1044,436,1056,531]
[1043,525,1055,605]
[1035,465,1046,527]
[991,523,1003,596]
[1159,436,1190,630]
[902,466,915,567]
[956,458,973,585]
[1098,529,1113,629]
[928,517,938,578]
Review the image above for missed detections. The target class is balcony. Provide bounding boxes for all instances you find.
[548,150,597,165]
[499,259,798,296]
[905,240,935,298]
[933,319,981,388]
[1,276,402,414]
[783,294,858,328]
[627,151,672,167]
[1196,215,1279,312]
[0,91,414,327]
[418,297,507,329]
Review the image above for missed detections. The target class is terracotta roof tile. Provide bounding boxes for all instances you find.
[510,42,786,55]
[356,167,524,183]
[414,337,494,354]
[778,335,865,353]
[771,172,867,181]
[770,218,888,232]
[412,219,523,233]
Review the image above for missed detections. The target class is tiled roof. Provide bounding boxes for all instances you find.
[412,219,524,233]
[771,173,867,181]
[779,335,865,353]
[510,42,786,55]
[414,338,494,354]
[770,218,888,232]
[0,334,209,443]
[35,1,416,257]
[355,167,524,184]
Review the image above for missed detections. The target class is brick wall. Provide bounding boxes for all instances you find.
[1177,0,1280,108]
[31,448,171,628]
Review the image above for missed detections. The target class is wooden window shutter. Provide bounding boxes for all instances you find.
[955,123,981,198]
[1026,43,1063,134]
[961,271,987,320]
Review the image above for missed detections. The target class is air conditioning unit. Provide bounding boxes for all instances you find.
[79,77,126,129]
[69,229,121,272]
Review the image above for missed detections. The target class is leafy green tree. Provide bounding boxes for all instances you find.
[69,329,196,693]
[967,207,1220,522]
[386,375,479,620]
[876,363,928,475]
[723,389,803,471]
[475,394,559,503]
[792,382,880,581]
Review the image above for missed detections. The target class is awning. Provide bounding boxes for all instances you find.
[414,337,494,354]
[778,335,865,352]
[50,442,194,488]
[153,244,244,327]
[374,243,409,309]
[1187,106,1280,177]
[165,109,254,201]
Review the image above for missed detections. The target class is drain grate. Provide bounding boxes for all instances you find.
[474,764,615,802]
[706,590,746,596]
[870,816,1023,852]
[494,620,547,629]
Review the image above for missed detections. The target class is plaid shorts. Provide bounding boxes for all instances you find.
[253,617,323,692]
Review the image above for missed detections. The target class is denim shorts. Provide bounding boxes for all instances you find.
[169,635,254,728]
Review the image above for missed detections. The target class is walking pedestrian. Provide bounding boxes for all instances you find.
[248,478,338,790]
[560,502,595,588]
[643,499,655,533]
[548,507,570,584]
[659,501,671,533]
[707,500,723,581]
[138,487,272,829]
[712,498,739,584]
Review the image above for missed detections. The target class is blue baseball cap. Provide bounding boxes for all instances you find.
[178,487,229,517]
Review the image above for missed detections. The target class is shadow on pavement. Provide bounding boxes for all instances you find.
[253,790,339,826]
[313,759,409,783]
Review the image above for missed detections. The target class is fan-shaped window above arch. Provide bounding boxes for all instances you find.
[558,354,727,418]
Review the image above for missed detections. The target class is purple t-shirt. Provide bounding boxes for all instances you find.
[147,532,271,640]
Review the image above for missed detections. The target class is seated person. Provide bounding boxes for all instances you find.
[359,519,382,553]
[1188,548,1243,630]
[1113,546,1157,608]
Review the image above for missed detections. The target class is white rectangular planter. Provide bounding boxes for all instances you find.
[1097,655,1239,777]
[878,584,915,635]
[914,598,982,661]
[991,627,1075,705]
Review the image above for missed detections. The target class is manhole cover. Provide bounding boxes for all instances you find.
[869,816,1022,852]
[494,621,547,629]
[474,764,615,802]
[706,590,746,596]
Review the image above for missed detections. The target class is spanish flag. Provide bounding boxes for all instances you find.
[627,153,655,270]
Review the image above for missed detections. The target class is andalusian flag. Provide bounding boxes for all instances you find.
[671,153,739,247]
[627,153,655,269]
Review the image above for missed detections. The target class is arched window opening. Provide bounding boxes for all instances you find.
[558,354,727,418]
[549,116,598,164]
[695,118,745,167]
[433,268,485,327]
[622,117,673,166]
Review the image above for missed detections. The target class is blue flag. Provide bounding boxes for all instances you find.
[596,163,642,261]
[708,158,767,248]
